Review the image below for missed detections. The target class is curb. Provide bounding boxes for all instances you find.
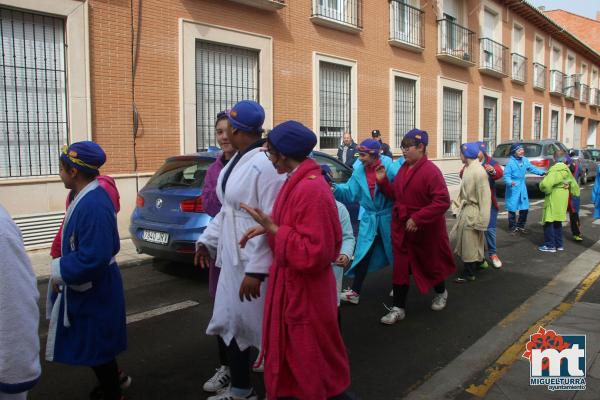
[35,256,154,284]
[404,240,600,400]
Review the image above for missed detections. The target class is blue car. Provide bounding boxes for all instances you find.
[129,151,359,263]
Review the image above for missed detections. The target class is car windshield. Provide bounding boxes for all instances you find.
[493,143,542,158]
[311,153,352,183]
[589,149,600,158]
[145,158,213,189]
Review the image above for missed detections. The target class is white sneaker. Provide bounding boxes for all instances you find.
[490,255,502,269]
[207,387,257,400]
[380,306,405,325]
[340,288,360,304]
[203,366,231,393]
[431,290,448,311]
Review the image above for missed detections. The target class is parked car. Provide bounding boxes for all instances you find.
[569,148,599,184]
[493,139,569,196]
[129,151,359,263]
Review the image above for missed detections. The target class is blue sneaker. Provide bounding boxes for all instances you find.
[538,245,557,253]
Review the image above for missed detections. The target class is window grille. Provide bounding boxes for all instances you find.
[195,41,259,151]
[319,61,351,149]
[442,87,462,157]
[389,0,424,48]
[483,96,497,152]
[533,106,542,140]
[0,8,68,178]
[512,101,522,141]
[394,77,416,148]
[550,110,559,140]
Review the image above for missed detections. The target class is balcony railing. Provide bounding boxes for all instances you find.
[580,83,590,104]
[511,53,527,83]
[311,0,362,32]
[533,62,546,90]
[389,0,424,51]
[437,19,475,67]
[479,38,508,77]
[591,88,600,107]
[549,70,565,95]
[564,74,580,99]
[228,0,286,10]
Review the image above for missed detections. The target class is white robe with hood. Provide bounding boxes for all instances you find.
[197,146,285,351]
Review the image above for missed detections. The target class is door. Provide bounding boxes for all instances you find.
[588,121,598,147]
[574,117,583,148]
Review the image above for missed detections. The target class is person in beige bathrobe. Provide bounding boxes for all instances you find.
[451,142,491,283]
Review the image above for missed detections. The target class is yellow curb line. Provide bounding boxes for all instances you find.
[465,262,600,398]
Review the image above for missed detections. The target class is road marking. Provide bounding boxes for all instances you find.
[126,300,199,324]
[464,262,600,397]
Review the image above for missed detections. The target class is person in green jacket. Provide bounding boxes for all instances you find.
[538,150,580,253]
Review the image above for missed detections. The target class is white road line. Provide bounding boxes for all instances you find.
[126,300,199,324]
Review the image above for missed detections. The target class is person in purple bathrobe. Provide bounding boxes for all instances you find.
[199,110,236,393]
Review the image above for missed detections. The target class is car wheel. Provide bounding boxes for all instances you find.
[580,170,587,185]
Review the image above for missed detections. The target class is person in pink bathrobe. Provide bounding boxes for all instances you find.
[241,121,351,400]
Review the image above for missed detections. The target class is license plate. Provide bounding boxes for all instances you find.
[142,230,169,245]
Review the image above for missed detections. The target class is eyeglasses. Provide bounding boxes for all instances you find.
[357,152,369,157]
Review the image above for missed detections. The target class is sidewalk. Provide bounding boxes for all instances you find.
[29,238,153,280]
[482,301,600,400]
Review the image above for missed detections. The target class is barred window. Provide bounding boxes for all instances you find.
[394,77,416,148]
[196,41,259,151]
[550,110,559,140]
[0,8,68,178]
[319,62,351,149]
[442,87,462,157]
[512,101,522,141]
[483,96,497,152]
[534,106,542,140]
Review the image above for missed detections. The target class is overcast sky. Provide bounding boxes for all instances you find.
[528,0,600,19]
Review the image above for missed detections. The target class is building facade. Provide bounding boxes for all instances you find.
[543,9,600,54]
[1,0,600,248]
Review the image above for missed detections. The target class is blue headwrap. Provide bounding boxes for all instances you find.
[403,129,429,146]
[357,139,381,156]
[60,141,106,175]
[268,120,317,159]
[510,143,524,157]
[461,142,480,159]
[476,141,487,155]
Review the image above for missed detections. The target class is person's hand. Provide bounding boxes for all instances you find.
[406,218,418,233]
[239,275,261,302]
[52,282,62,293]
[240,203,278,234]
[485,164,495,174]
[194,243,211,269]
[335,254,350,268]
[511,182,517,187]
[562,182,570,189]
[375,165,387,182]
[239,225,267,249]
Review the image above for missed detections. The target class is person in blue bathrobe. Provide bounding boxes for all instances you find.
[593,165,600,219]
[502,143,546,234]
[47,141,127,400]
[334,139,403,304]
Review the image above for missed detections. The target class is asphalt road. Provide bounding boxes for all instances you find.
[29,184,600,400]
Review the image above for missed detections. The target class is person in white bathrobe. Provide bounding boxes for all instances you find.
[0,205,41,400]
[195,100,285,400]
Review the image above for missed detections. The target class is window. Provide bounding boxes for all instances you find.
[534,106,542,140]
[389,0,423,48]
[314,0,361,28]
[550,110,559,140]
[512,24,524,54]
[319,62,351,149]
[442,87,462,157]
[0,8,68,178]
[195,41,259,151]
[483,96,497,151]
[512,101,522,141]
[534,36,544,64]
[393,77,416,148]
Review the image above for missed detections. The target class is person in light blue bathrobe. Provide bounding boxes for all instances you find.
[334,139,403,304]
[503,143,545,234]
[593,165,600,219]
[47,142,126,400]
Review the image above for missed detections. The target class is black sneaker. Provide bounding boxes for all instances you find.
[89,371,131,400]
